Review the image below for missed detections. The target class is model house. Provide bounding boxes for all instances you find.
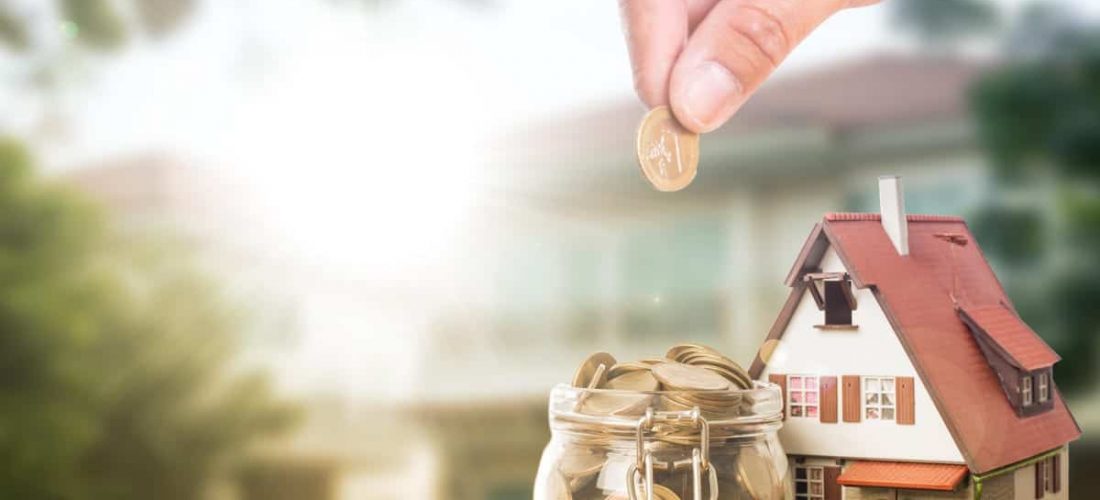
[751,177,1081,500]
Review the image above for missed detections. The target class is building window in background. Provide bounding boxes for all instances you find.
[621,218,727,341]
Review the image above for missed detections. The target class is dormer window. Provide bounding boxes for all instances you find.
[958,305,1061,417]
[805,272,857,329]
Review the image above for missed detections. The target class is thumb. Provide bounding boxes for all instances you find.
[669,0,864,133]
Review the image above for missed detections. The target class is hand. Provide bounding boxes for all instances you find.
[620,0,880,133]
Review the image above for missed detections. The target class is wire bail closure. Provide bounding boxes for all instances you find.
[626,407,718,500]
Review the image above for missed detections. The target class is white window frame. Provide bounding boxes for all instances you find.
[1038,373,1050,403]
[794,465,825,500]
[1022,376,1034,407]
[863,376,897,421]
[787,375,819,419]
[1041,458,1052,492]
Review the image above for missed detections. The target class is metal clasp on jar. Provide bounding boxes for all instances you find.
[626,407,719,500]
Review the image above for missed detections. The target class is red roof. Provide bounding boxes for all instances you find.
[837,461,969,491]
[777,214,1081,474]
[959,304,1061,370]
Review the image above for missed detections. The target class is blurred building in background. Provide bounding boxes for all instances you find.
[55,46,1100,498]
[62,53,1013,500]
[3,0,1100,499]
[25,43,1100,500]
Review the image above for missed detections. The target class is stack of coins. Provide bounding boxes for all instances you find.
[571,344,754,420]
[543,344,783,500]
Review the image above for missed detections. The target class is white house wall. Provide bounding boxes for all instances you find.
[760,247,964,463]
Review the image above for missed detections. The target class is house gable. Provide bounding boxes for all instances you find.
[759,246,964,463]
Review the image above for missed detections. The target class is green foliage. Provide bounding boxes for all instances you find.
[969,10,1100,393]
[135,0,199,39]
[0,5,29,50]
[891,0,1000,44]
[62,0,128,50]
[0,138,298,500]
[0,0,197,53]
[969,205,1044,265]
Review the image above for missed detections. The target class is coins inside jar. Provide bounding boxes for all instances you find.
[552,344,769,499]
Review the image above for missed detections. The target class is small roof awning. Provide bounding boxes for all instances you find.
[959,304,1060,370]
[837,461,969,491]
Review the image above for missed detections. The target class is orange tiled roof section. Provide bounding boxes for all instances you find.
[960,304,1061,370]
[837,461,969,491]
[785,215,1081,474]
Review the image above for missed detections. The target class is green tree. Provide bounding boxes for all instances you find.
[969,5,1100,394]
[0,137,297,499]
[0,0,196,52]
[890,0,1000,46]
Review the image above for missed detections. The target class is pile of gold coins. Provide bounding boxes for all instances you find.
[541,344,784,500]
[571,344,753,419]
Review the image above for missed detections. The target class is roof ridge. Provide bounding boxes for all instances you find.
[824,212,965,222]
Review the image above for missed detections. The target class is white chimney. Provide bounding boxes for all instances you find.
[879,175,909,256]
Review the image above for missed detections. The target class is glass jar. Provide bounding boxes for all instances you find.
[534,382,789,500]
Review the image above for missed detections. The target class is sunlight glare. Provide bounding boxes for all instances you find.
[229,12,487,277]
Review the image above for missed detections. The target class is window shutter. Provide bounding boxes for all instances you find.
[824,466,842,500]
[820,376,838,423]
[1035,462,1044,499]
[897,376,915,425]
[842,375,861,422]
[769,374,787,421]
[1052,453,1061,493]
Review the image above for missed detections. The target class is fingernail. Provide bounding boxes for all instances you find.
[677,62,742,133]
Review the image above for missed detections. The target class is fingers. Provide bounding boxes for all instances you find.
[668,0,852,133]
[619,0,694,107]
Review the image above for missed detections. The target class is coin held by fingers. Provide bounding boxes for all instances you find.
[635,106,700,192]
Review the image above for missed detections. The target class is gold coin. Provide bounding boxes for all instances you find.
[667,344,752,389]
[582,391,652,416]
[736,447,783,500]
[652,484,681,500]
[636,106,700,192]
[607,361,651,379]
[573,352,618,388]
[651,362,732,391]
[606,369,660,392]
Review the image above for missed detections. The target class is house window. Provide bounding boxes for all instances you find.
[1041,458,1052,492]
[788,376,819,419]
[1038,373,1050,403]
[864,376,896,421]
[806,273,856,327]
[794,466,825,500]
[1022,376,1033,406]
[824,281,853,325]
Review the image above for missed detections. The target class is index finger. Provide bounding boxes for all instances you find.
[619,0,703,107]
